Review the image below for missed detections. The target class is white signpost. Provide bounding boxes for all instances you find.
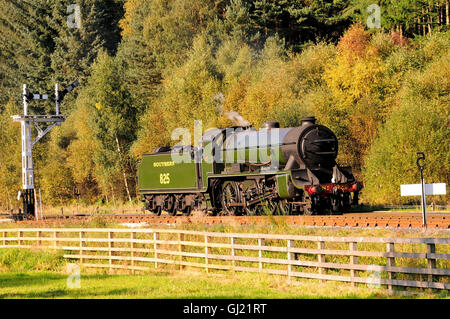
[400,183,447,196]
[400,153,447,227]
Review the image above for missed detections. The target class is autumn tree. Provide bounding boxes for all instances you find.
[146,35,222,145]
[65,102,101,202]
[321,24,386,172]
[0,102,22,210]
[363,50,450,204]
[83,52,137,202]
[39,128,76,206]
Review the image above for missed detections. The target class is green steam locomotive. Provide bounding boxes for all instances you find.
[137,117,362,216]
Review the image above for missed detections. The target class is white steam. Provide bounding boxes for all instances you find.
[213,92,250,127]
[224,111,250,127]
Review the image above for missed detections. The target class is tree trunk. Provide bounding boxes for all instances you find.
[422,8,426,35]
[115,134,132,202]
[417,16,420,34]
[427,6,432,35]
[128,157,137,199]
[446,0,449,25]
[132,162,138,199]
[110,183,116,204]
[6,187,11,211]
[438,3,442,25]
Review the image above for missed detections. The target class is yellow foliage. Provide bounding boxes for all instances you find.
[317,26,390,173]
[131,105,169,159]
[66,103,99,186]
[119,0,144,37]
[324,25,384,109]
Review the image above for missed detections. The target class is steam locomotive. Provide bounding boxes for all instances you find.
[137,117,362,216]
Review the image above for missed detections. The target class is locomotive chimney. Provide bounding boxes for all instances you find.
[262,121,280,130]
[300,116,316,126]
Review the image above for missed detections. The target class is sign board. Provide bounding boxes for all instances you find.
[400,183,446,196]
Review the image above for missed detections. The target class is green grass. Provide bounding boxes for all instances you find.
[0,223,448,299]
[1,270,447,299]
[0,248,448,299]
[353,204,449,213]
[0,248,65,273]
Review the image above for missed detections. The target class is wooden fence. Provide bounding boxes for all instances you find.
[0,228,449,291]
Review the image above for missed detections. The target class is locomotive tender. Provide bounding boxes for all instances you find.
[138,117,362,216]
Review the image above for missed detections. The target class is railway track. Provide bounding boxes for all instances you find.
[5,212,450,229]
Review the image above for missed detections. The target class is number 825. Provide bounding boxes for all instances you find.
[160,173,170,184]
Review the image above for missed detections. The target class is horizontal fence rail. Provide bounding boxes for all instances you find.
[0,228,449,291]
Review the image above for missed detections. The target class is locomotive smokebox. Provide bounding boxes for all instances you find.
[221,116,338,180]
[280,117,338,172]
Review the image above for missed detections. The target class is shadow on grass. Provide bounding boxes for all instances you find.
[0,288,135,299]
[0,271,432,299]
[0,272,64,289]
[0,272,137,298]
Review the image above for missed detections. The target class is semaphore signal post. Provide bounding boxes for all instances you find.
[12,81,79,220]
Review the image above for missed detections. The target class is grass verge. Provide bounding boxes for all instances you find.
[0,248,65,272]
[1,270,447,299]
[0,248,448,299]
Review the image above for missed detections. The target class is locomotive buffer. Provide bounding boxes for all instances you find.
[12,81,79,220]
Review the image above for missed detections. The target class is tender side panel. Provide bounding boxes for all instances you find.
[138,153,198,193]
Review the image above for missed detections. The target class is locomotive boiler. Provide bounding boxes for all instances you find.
[137,117,362,216]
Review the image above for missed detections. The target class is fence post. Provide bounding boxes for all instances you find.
[153,232,159,269]
[258,238,265,272]
[37,231,42,247]
[2,231,6,247]
[386,242,395,292]
[349,242,358,287]
[18,230,23,247]
[287,239,294,279]
[80,231,85,266]
[230,237,236,272]
[204,234,209,273]
[427,243,436,284]
[53,231,58,249]
[131,232,136,274]
[108,232,114,273]
[178,233,184,271]
[318,241,325,283]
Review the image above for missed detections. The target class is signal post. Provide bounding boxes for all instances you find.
[12,81,79,220]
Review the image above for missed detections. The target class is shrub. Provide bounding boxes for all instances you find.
[0,249,65,272]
